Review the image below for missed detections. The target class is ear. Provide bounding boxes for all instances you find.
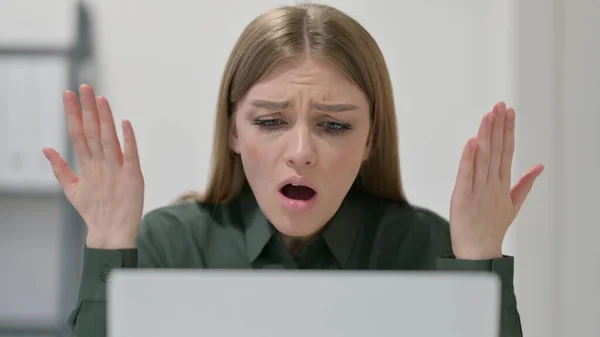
[229,115,240,154]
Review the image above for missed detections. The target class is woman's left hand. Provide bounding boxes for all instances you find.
[449,102,544,260]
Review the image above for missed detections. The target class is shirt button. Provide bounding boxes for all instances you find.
[99,267,110,283]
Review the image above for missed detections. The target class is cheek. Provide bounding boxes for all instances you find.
[238,133,277,183]
[325,135,369,181]
[331,146,364,175]
[242,143,268,166]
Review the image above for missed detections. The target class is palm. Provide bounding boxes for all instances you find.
[449,102,544,260]
[43,84,144,249]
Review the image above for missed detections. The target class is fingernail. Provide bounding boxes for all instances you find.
[507,109,515,120]
[63,92,73,103]
[498,104,505,116]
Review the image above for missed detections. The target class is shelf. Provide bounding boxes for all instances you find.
[0,55,69,194]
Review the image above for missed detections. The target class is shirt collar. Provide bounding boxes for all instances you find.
[320,187,363,267]
[239,183,363,267]
[238,184,276,263]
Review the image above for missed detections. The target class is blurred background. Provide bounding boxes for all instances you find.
[0,0,598,336]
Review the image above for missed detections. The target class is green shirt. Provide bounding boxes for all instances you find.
[68,184,522,337]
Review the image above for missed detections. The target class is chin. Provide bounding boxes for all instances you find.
[269,211,324,238]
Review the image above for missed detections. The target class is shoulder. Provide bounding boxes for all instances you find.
[351,192,453,268]
[138,199,242,241]
[135,198,245,267]
[412,205,451,236]
[388,200,451,239]
[360,193,453,254]
[359,191,449,234]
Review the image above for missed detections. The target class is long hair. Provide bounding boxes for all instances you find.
[178,3,407,205]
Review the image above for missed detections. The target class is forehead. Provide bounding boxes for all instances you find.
[245,57,366,103]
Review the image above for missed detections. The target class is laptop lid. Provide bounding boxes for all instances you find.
[108,270,501,337]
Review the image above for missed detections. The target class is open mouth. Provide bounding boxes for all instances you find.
[280,184,317,201]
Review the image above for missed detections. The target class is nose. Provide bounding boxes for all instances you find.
[285,124,317,168]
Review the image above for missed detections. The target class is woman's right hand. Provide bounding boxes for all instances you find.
[43,84,144,249]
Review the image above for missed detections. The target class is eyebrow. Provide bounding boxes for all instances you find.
[313,103,359,113]
[251,100,290,110]
[250,100,359,113]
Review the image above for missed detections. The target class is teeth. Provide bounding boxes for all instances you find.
[291,183,299,186]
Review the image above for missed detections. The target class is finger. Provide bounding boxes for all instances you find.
[64,91,91,164]
[510,164,545,214]
[42,147,79,194]
[500,107,516,182]
[473,112,493,189]
[122,120,141,170]
[455,137,477,194]
[79,84,104,159]
[488,102,506,181]
[97,96,124,167]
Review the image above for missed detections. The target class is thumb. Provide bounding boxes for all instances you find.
[511,164,545,214]
[43,148,79,196]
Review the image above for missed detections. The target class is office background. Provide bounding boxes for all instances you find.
[0,0,598,336]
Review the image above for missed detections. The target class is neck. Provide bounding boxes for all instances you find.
[280,233,314,257]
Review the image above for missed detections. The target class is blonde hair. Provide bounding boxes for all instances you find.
[179,3,407,205]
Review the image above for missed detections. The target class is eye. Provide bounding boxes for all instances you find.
[253,118,287,132]
[319,121,352,135]
[253,118,352,135]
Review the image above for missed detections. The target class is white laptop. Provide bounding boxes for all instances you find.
[107,270,501,337]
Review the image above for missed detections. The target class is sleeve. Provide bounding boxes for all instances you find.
[419,208,523,337]
[436,255,522,337]
[66,248,137,337]
[66,210,174,337]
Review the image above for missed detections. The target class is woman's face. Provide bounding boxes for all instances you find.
[231,57,371,239]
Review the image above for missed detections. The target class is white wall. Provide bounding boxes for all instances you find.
[88,0,518,248]
[513,0,600,336]
[1,0,598,336]
[559,0,600,335]
[0,0,75,48]
[512,1,562,336]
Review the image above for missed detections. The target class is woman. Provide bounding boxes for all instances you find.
[43,3,542,337]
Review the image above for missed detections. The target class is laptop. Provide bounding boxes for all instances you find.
[107,270,501,337]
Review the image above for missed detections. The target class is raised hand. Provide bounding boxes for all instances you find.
[43,84,144,249]
[450,102,544,260]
